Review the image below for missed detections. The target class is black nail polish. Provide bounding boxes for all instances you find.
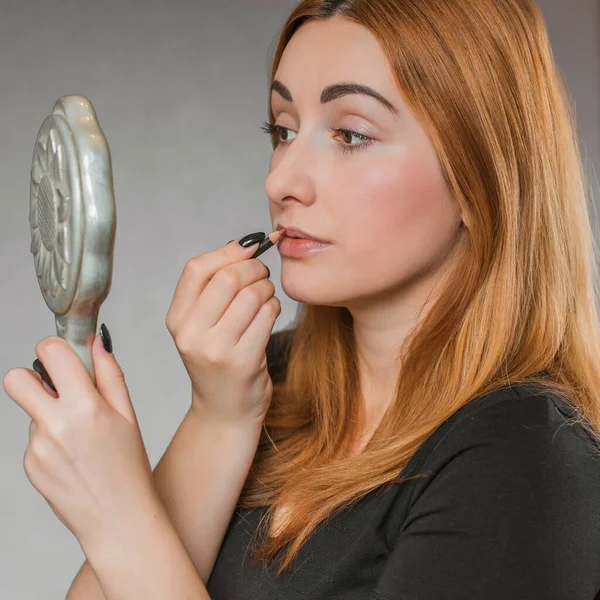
[265,265,271,278]
[100,323,113,353]
[32,358,56,393]
[227,239,235,244]
[251,234,275,259]
[239,232,266,248]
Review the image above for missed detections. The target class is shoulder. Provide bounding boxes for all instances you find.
[379,383,600,597]
[416,382,600,462]
[441,383,600,456]
[401,383,600,514]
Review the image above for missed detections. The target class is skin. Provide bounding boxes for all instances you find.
[266,16,466,442]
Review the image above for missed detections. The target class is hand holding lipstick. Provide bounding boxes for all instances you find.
[165,229,285,424]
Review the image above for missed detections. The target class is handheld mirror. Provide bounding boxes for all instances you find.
[29,95,116,389]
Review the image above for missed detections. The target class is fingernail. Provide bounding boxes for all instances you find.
[239,232,266,248]
[265,265,271,278]
[227,239,235,244]
[100,323,113,353]
[32,358,56,393]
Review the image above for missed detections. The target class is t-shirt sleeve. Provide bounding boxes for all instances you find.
[373,393,600,600]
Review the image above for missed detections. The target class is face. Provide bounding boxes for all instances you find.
[266,16,464,311]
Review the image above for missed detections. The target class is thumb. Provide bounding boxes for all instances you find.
[92,332,137,425]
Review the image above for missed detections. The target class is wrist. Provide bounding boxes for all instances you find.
[79,480,166,554]
[80,492,170,569]
[188,397,267,431]
[79,497,211,600]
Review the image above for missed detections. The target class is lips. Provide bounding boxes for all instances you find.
[276,224,329,244]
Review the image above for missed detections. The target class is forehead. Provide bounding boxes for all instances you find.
[273,17,400,107]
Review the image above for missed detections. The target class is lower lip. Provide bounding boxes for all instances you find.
[278,236,331,257]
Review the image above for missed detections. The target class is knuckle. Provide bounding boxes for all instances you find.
[166,313,180,337]
[52,403,95,440]
[213,268,240,291]
[178,333,225,365]
[269,298,281,314]
[28,437,48,463]
[203,345,227,365]
[239,285,262,306]
[183,255,206,274]
[81,400,102,423]
[231,354,253,375]
[175,331,196,355]
[228,350,246,368]
[23,449,35,476]
[47,417,68,441]
[174,334,188,354]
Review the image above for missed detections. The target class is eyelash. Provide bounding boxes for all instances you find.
[259,120,374,154]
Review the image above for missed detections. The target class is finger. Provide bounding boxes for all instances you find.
[236,296,281,355]
[23,430,63,497]
[34,336,97,401]
[188,258,273,335]
[166,237,264,333]
[30,366,59,398]
[208,278,276,346]
[3,367,56,424]
[91,334,137,425]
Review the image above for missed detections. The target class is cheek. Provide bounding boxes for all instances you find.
[339,148,456,262]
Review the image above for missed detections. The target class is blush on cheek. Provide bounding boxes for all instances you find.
[391,158,459,274]
[345,149,455,265]
[344,160,402,238]
[340,155,423,252]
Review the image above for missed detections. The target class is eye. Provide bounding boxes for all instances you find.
[329,127,374,154]
[260,121,296,144]
[260,121,374,154]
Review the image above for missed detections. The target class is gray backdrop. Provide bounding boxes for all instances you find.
[1,1,598,597]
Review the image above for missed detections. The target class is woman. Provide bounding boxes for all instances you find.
[206,0,600,598]
[54,0,600,597]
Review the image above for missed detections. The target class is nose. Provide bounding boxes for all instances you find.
[264,135,318,208]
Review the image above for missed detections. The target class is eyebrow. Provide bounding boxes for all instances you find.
[270,79,400,117]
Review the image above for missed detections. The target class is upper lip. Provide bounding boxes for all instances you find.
[276,224,329,243]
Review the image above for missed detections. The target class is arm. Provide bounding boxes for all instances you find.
[78,486,213,600]
[67,404,264,598]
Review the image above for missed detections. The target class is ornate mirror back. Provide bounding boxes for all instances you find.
[29,95,116,386]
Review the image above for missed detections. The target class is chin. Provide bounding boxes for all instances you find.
[280,274,350,307]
